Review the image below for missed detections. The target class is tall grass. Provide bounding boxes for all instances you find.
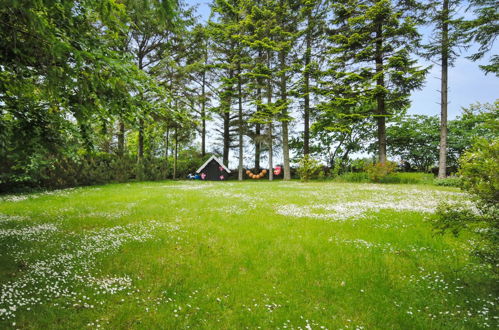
[336,172,435,184]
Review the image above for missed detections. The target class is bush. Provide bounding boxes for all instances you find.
[432,138,499,269]
[336,172,369,183]
[336,172,433,184]
[0,151,207,192]
[296,155,321,182]
[434,176,461,187]
[364,161,397,182]
[349,158,373,172]
[459,138,499,204]
[380,172,434,184]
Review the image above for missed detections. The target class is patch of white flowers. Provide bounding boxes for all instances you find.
[0,220,181,320]
[0,214,30,223]
[0,188,77,203]
[83,275,133,295]
[0,223,59,242]
[400,268,499,328]
[275,188,475,221]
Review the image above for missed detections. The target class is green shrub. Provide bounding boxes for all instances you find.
[380,172,434,184]
[317,170,326,181]
[459,138,499,204]
[434,176,461,187]
[365,161,397,182]
[297,155,321,182]
[350,158,373,172]
[432,137,499,269]
[1,151,206,192]
[336,172,369,183]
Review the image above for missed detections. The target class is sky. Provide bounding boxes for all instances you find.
[189,0,498,120]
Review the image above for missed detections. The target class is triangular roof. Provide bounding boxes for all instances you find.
[196,155,231,173]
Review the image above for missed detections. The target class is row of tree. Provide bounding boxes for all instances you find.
[0,0,497,189]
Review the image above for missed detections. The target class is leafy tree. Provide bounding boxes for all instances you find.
[297,155,321,181]
[310,105,375,170]
[325,0,428,164]
[433,137,498,268]
[421,0,467,178]
[462,0,499,75]
[297,0,329,156]
[123,0,179,161]
[274,0,301,180]
[448,101,499,167]
[0,0,143,187]
[386,115,439,172]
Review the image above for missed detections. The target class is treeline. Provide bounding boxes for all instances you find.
[0,0,497,191]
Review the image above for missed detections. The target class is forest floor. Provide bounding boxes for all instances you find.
[0,181,497,329]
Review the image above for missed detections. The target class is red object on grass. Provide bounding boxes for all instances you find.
[274,166,282,176]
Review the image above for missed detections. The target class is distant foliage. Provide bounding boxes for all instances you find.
[365,162,397,183]
[297,155,321,182]
[386,115,439,172]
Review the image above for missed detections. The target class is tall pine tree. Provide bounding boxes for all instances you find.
[325,0,427,164]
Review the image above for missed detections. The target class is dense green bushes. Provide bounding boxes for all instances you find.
[433,176,462,187]
[0,151,207,192]
[334,171,435,184]
[296,155,322,182]
[432,138,498,268]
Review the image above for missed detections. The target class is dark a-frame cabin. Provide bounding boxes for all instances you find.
[196,156,231,181]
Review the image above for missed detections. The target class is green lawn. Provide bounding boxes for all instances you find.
[0,181,497,329]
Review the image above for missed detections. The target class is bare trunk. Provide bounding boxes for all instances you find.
[255,122,261,170]
[303,15,312,156]
[237,64,244,181]
[375,22,387,164]
[268,123,273,181]
[173,126,178,180]
[280,51,291,180]
[165,126,169,158]
[223,70,234,166]
[438,0,449,179]
[201,68,207,157]
[118,121,125,156]
[223,110,230,166]
[138,58,145,162]
[138,118,144,160]
[267,52,274,181]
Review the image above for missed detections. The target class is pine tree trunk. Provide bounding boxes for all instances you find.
[280,51,291,180]
[138,118,144,160]
[237,64,244,181]
[137,58,145,162]
[165,126,169,159]
[201,68,207,157]
[173,126,178,180]
[438,0,449,179]
[375,22,387,164]
[255,122,261,170]
[267,53,274,181]
[118,121,125,156]
[223,70,234,166]
[102,121,110,153]
[268,123,273,181]
[303,14,312,156]
[223,109,230,166]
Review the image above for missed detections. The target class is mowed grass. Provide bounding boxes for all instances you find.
[0,181,497,329]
